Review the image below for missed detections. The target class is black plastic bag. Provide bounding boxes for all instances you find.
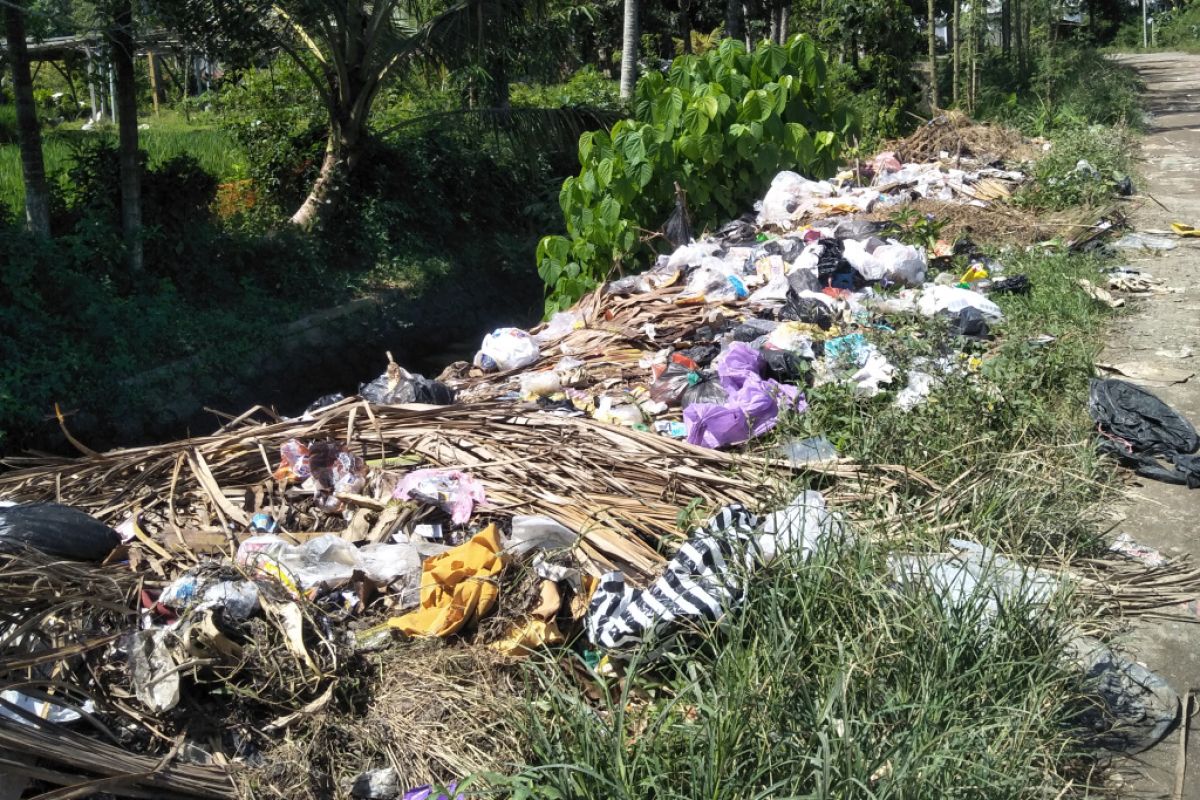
[680,373,729,409]
[761,349,810,384]
[650,363,699,406]
[664,183,693,249]
[781,289,835,330]
[360,360,455,406]
[815,238,858,291]
[1088,378,1200,486]
[0,503,120,560]
[306,393,346,414]
[676,344,720,367]
[945,307,991,339]
[990,275,1031,295]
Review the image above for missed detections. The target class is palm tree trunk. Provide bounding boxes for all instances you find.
[110,0,142,272]
[290,120,361,228]
[619,0,639,100]
[952,0,960,105]
[778,3,789,44]
[927,0,939,110]
[3,3,51,236]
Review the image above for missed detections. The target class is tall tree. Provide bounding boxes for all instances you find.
[163,0,554,227]
[109,0,142,270]
[951,0,959,104]
[3,2,52,235]
[619,0,639,99]
[927,0,938,109]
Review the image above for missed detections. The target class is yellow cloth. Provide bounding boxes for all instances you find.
[388,524,504,637]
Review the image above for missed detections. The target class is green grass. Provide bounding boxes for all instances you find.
[0,119,244,214]
[501,542,1086,799]
[488,246,1122,798]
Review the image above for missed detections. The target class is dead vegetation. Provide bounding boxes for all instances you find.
[892,110,1046,165]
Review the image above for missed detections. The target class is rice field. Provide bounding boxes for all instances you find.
[0,122,244,214]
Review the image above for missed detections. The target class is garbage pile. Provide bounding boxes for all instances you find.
[0,137,1188,798]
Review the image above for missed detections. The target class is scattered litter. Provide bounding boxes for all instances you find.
[1114,232,1178,252]
[588,492,846,652]
[1078,278,1125,309]
[1170,222,1200,238]
[1109,533,1168,568]
[772,436,838,466]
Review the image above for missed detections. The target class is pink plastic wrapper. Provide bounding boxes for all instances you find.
[393,469,486,525]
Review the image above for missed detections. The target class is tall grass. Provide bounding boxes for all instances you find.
[500,540,1087,799]
[491,247,1121,797]
[0,126,243,214]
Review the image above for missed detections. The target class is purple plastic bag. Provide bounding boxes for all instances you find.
[403,783,462,800]
[684,404,751,448]
[717,342,767,393]
[684,377,806,448]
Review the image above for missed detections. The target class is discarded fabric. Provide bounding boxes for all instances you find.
[386,524,504,638]
[587,492,845,652]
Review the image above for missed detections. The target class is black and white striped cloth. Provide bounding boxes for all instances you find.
[586,504,762,651]
[586,492,846,652]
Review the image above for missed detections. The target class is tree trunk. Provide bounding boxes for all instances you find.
[952,0,960,104]
[1014,0,1023,72]
[778,3,789,44]
[290,123,360,229]
[1002,0,1011,54]
[619,0,639,99]
[769,0,779,43]
[725,0,742,41]
[927,0,939,110]
[110,0,142,272]
[3,3,51,236]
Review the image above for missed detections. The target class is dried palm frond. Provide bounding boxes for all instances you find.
[0,403,922,584]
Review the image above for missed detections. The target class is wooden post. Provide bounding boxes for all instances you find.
[147,52,160,115]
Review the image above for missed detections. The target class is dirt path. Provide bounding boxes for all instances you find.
[1106,52,1200,798]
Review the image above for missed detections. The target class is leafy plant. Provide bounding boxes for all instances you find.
[536,35,857,316]
[888,208,946,250]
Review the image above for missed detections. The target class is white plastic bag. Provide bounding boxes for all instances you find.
[474,327,541,372]
[917,285,1004,322]
[756,171,835,229]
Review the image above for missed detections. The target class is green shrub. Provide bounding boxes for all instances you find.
[511,66,622,110]
[536,35,856,315]
[1012,124,1134,210]
[976,45,1143,135]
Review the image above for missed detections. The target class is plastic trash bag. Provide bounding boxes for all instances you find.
[360,367,454,406]
[772,436,838,467]
[945,307,991,339]
[781,288,837,329]
[1088,378,1200,486]
[650,362,701,406]
[473,328,540,372]
[916,285,1004,323]
[534,311,583,344]
[680,373,728,409]
[757,171,836,229]
[1114,232,1177,252]
[0,503,119,561]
